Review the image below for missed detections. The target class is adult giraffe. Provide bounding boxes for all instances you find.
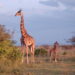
[15,10,35,64]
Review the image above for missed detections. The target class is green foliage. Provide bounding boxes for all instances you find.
[0,24,22,61]
[62,51,67,55]
[0,25,11,41]
[7,47,22,61]
[0,42,22,61]
[35,48,47,56]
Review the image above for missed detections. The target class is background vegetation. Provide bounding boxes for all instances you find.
[0,24,22,61]
[0,24,75,75]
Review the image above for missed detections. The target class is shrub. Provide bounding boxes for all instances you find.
[7,47,22,61]
[0,25,22,61]
[62,51,67,55]
[35,48,47,56]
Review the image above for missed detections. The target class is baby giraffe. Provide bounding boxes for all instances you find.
[49,41,59,62]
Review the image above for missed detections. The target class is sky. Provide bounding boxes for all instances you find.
[0,0,75,45]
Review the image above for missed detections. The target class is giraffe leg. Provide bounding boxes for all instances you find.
[54,50,57,62]
[20,38,25,63]
[30,46,32,63]
[32,51,35,63]
[49,50,52,62]
[30,45,35,63]
[20,37,24,54]
[55,54,58,62]
[21,46,24,63]
[26,46,29,64]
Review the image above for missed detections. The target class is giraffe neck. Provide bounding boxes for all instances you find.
[20,15,27,37]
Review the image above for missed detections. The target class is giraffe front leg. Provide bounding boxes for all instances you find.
[20,37,24,54]
[26,46,29,64]
[30,45,35,63]
[22,46,24,63]
[54,51,57,62]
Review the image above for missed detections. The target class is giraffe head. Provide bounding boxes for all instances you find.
[15,9,23,16]
[54,41,59,48]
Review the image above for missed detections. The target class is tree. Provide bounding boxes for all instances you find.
[68,36,75,45]
[0,25,11,41]
[0,24,15,46]
[0,24,22,61]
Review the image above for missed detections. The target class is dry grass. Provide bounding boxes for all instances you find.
[0,48,75,75]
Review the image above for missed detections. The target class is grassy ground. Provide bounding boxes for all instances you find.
[0,49,75,75]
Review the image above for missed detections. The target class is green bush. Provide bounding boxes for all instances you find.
[62,51,67,55]
[35,48,47,56]
[7,47,22,61]
[0,46,22,61]
[0,25,22,61]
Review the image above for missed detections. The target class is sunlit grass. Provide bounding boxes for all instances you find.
[0,49,75,75]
